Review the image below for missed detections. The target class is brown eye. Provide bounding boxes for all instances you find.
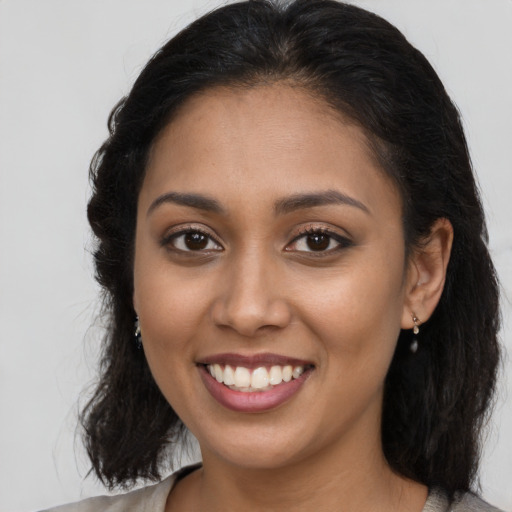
[287,228,353,254]
[166,229,223,252]
[306,233,330,251]
[184,232,209,250]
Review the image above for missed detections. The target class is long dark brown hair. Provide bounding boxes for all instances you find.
[82,0,501,495]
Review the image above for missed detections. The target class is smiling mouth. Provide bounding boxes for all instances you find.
[197,354,314,412]
[204,363,311,392]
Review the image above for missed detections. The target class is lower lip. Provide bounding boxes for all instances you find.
[198,366,312,413]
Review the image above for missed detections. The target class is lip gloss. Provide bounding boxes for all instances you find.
[198,365,312,413]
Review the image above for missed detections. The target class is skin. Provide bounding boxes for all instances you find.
[133,84,453,512]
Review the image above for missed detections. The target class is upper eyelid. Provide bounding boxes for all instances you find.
[163,223,219,238]
[291,224,352,242]
[160,222,351,248]
[161,224,223,248]
[285,227,353,255]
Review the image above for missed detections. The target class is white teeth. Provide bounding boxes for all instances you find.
[214,364,223,382]
[206,363,307,391]
[282,365,293,382]
[223,365,235,386]
[251,367,269,389]
[234,366,251,388]
[269,365,283,385]
[292,366,304,379]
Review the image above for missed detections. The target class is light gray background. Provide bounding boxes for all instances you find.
[1,1,511,511]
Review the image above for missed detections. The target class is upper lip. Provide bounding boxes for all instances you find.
[196,352,313,369]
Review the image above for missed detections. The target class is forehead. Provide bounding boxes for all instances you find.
[142,83,400,217]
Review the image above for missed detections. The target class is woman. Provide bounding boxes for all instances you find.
[43,0,503,510]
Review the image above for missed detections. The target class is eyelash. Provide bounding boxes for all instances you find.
[161,226,223,254]
[287,226,353,255]
[160,225,352,256]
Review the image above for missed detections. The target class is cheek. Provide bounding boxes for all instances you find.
[133,234,211,336]
[298,251,406,366]
[136,275,209,349]
[133,260,214,403]
[296,260,405,436]
[133,266,210,413]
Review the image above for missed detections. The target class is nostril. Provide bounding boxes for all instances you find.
[210,294,292,337]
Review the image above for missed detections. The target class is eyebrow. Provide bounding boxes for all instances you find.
[147,189,370,217]
[147,192,225,216]
[274,190,370,215]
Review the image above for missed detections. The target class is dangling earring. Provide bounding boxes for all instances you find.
[410,315,420,353]
[134,317,142,349]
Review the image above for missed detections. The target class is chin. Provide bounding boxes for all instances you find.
[196,421,319,471]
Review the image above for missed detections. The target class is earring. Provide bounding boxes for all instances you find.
[134,317,142,349]
[410,315,420,353]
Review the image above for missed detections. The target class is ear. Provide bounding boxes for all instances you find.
[401,218,454,329]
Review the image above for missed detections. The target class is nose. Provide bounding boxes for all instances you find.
[210,251,292,337]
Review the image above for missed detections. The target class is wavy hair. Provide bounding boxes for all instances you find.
[82,0,500,494]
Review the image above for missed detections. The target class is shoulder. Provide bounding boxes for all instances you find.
[451,491,505,512]
[39,475,175,512]
[425,488,504,512]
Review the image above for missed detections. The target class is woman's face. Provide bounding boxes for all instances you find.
[133,84,414,470]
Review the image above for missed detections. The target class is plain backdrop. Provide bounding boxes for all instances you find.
[1,1,511,511]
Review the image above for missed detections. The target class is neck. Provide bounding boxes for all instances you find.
[169,427,427,512]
